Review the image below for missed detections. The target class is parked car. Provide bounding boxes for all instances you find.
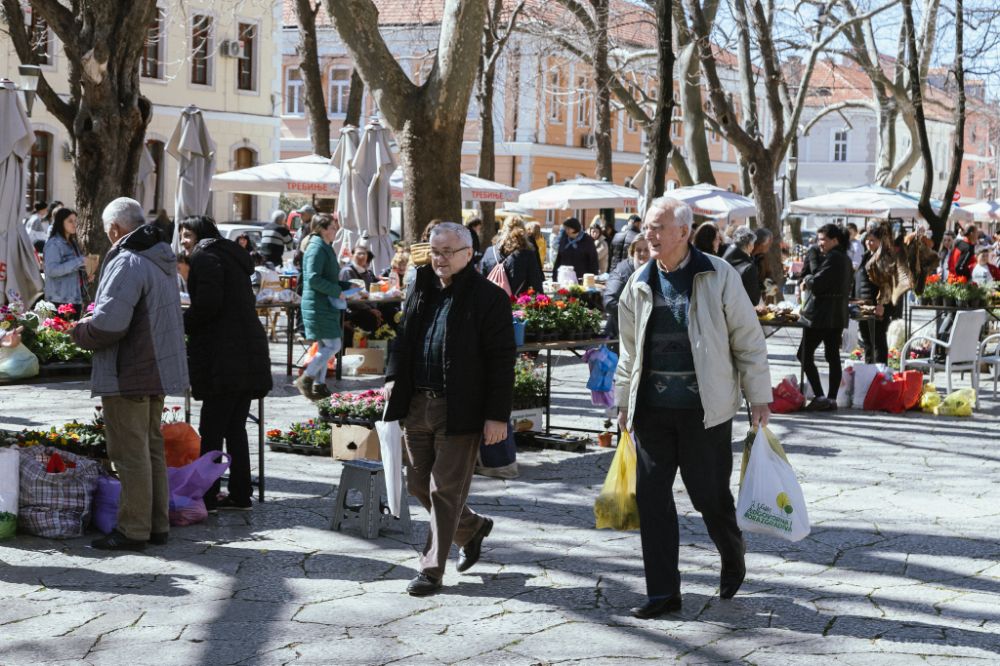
[217,222,267,248]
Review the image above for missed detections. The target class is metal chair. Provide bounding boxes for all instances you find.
[978,333,1000,400]
[900,309,988,399]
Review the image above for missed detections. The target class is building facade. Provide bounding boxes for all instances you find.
[0,0,283,223]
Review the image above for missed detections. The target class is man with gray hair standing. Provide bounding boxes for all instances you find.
[383,221,515,596]
[615,197,772,618]
[72,197,188,552]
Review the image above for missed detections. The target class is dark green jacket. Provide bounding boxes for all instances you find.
[301,236,342,341]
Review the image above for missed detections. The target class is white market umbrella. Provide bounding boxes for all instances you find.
[631,162,649,217]
[351,120,397,274]
[518,177,638,210]
[135,144,156,213]
[0,86,43,306]
[791,184,972,222]
[962,199,1000,223]
[661,183,757,221]
[167,105,216,247]
[211,154,341,197]
[331,126,361,258]
[388,171,520,203]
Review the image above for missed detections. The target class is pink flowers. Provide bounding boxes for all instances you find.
[86,303,96,314]
[41,317,70,333]
[57,304,76,316]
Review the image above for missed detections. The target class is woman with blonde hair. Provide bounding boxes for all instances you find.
[480,216,544,295]
[524,221,546,269]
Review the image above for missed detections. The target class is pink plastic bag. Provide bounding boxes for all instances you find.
[167,451,231,502]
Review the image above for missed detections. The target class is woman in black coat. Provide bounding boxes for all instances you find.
[552,217,599,282]
[179,216,273,511]
[797,223,853,411]
[480,218,544,296]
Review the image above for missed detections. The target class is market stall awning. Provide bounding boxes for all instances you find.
[210,154,341,197]
[388,171,520,203]
[517,177,637,210]
[660,183,757,220]
[959,199,1000,223]
[790,184,972,222]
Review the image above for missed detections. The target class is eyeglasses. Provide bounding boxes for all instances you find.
[429,247,471,260]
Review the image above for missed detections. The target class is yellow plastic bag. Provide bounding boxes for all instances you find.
[934,388,976,417]
[594,431,640,530]
[919,383,941,413]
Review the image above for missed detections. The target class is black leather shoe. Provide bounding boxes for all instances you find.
[456,517,493,573]
[630,596,682,619]
[91,530,146,552]
[720,547,747,600]
[406,573,442,596]
[148,532,169,545]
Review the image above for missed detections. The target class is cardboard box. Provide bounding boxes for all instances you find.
[510,408,545,432]
[330,424,381,461]
[342,347,385,375]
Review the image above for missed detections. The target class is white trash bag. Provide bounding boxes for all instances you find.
[0,447,19,539]
[737,427,810,542]
[374,420,403,517]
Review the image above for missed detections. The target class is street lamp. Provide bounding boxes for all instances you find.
[18,64,41,117]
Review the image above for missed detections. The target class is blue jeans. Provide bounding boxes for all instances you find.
[304,338,342,384]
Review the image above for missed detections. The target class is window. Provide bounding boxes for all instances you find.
[233,148,257,221]
[237,22,256,91]
[548,71,563,123]
[576,77,591,126]
[671,104,682,139]
[967,165,975,187]
[284,68,304,115]
[329,67,351,115]
[141,9,164,79]
[27,132,51,212]
[147,140,164,214]
[191,14,212,85]
[833,130,848,162]
[29,13,51,65]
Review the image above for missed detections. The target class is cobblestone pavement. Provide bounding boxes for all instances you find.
[1,328,999,665]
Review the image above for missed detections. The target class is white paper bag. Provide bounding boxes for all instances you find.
[0,447,19,539]
[374,420,403,517]
[737,428,810,542]
[851,363,886,410]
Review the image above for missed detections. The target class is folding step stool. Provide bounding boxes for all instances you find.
[330,459,412,539]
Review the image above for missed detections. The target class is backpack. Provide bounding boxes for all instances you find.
[486,247,512,296]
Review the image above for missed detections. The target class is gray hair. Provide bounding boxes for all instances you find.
[733,226,756,250]
[270,210,286,225]
[646,197,693,231]
[754,227,773,244]
[102,197,145,233]
[428,221,472,248]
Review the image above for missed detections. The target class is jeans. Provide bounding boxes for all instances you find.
[797,327,844,399]
[304,337,342,384]
[199,393,253,506]
[632,407,742,600]
[403,392,486,579]
[102,394,169,541]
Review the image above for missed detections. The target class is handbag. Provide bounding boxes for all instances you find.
[486,247,513,296]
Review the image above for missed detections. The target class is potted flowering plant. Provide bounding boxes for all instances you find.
[267,419,332,455]
[318,389,386,426]
[0,297,93,366]
[512,355,547,410]
[921,274,943,305]
[367,323,396,351]
[887,348,901,370]
[944,275,967,307]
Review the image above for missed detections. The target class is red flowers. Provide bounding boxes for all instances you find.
[57,304,76,316]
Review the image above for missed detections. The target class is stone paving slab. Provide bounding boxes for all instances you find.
[1,329,1000,664]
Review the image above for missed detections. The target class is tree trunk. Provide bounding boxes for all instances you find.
[644,0,674,204]
[677,43,714,185]
[748,155,783,286]
[787,136,802,244]
[296,0,330,157]
[872,92,897,184]
[396,118,468,241]
[345,69,365,127]
[477,68,497,244]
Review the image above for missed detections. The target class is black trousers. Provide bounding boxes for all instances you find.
[632,408,743,600]
[797,327,844,400]
[199,393,253,506]
[859,314,889,364]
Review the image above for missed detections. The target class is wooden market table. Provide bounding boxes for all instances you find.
[517,337,617,435]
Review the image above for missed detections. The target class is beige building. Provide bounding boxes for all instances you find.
[0,0,283,222]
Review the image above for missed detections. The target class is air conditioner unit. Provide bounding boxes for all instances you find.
[581,133,596,149]
[219,40,243,58]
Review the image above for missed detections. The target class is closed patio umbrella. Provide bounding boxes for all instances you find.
[332,126,361,259]
[167,105,216,248]
[136,143,156,213]
[351,120,397,275]
[0,85,43,306]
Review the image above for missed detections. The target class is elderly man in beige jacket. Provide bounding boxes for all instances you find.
[615,197,772,619]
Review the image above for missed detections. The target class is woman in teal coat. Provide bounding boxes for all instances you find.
[295,215,342,399]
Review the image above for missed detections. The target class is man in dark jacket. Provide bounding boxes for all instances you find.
[384,222,515,597]
[552,217,599,282]
[722,227,760,305]
[261,210,294,266]
[610,214,642,267]
[180,216,272,512]
[72,198,189,552]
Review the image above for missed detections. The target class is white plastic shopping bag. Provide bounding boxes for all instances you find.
[737,428,810,542]
[0,447,19,539]
[374,420,403,517]
[851,363,886,410]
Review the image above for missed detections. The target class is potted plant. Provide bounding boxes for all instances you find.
[921,274,942,305]
[512,355,547,410]
[318,389,386,427]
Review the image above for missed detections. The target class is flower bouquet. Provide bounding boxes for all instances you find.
[317,389,386,426]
